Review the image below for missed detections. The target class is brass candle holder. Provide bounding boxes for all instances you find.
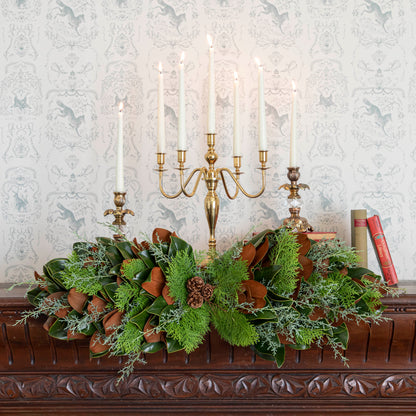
[279,167,313,232]
[157,133,268,251]
[104,192,135,240]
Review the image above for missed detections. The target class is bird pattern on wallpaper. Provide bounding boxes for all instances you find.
[0,0,414,282]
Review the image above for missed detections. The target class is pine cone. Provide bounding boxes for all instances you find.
[186,276,204,292]
[187,292,204,309]
[201,284,214,301]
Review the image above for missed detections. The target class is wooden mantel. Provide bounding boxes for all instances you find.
[1,284,416,415]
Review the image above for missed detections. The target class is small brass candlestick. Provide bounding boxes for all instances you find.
[279,167,313,232]
[157,133,268,252]
[104,192,135,240]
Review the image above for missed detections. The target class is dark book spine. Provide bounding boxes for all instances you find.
[367,215,398,286]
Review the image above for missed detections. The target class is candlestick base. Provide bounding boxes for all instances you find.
[104,191,135,239]
[279,167,313,232]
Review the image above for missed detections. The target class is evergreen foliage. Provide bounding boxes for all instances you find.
[166,250,197,303]
[60,252,104,295]
[115,321,143,354]
[21,226,401,382]
[163,304,210,353]
[210,306,259,346]
[120,258,147,281]
[268,229,300,295]
[114,282,139,312]
[206,246,248,307]
[308,239,359,272]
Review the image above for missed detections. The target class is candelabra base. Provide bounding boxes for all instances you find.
[282,207,313,233]
[279,167,313,233]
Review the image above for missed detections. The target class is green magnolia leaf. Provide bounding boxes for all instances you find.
[45,277,64,294]
[138,250,156,269]
[274,344,285,367]
[27,287,47,307]
[251,345,274,361]
[141,341,165,354]
[44,258,67,278]
[73,241,93,257]
[109,264,121,276]
[168,236,193,258]
[252,340,285,366]
[288,343,310,350]
[95,237,114,247]
[43,259,67,289]
[332,322,349,349]
[103,282,119,303]
[160,304,177,318]
[130,309,150,330]
[267,291,293,307]
[355,298,371,314]
[116,241,135,259]
[48,319,68,340]
[166,337,184,353]
[248,229,273,248]
[99,275,116,287]
[296,305,313,316]
[348,267,378,280]
[246,309,277,324]
[147,296,168,315]
[105,245,124,266]
[90,349,109,358]
[155,243,170,275]
[131,269,151,286]
[254,265,281,283]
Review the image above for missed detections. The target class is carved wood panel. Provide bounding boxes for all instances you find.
[1,293,416,415]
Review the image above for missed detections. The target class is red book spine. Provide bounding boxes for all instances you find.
[367,215,398,286]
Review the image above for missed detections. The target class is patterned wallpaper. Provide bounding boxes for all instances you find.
[0,0,414,283]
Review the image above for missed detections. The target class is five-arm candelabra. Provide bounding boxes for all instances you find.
[157,133,268,251]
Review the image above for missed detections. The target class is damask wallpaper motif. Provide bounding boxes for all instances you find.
[0,0,413,282]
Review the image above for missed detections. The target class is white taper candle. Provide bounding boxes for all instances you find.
[116,102,125,192]
[157,63,166,154]
[233,72,241,157]
[289,81,297,167]
[178,52,186,150]
[207,35,215,134]
[256,58,267,151]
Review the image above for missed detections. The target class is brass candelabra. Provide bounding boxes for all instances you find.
[104,192,135,240]
[157,133,268,251]
[279,167,313,232]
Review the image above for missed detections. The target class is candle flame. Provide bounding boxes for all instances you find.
[255,57,262,67]
[119,101,124,112]
[159,62,163,73]
[207,34,213,48]
[234,71,238,82]
[292,80,296,92]
[180,51,185,65]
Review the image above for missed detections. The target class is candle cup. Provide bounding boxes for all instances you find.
[177,150,186,169]
[104,191,135,239]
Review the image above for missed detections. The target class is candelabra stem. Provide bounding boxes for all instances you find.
[279,167,313,232]
[204,133,220,252]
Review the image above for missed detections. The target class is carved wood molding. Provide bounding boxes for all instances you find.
[1,372,416,400]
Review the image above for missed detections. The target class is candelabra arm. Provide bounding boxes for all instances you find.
[219,167,266,199]
[180,167,206,197]
[158,170,184,199]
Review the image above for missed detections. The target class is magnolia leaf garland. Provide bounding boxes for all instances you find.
[21,227,399,380]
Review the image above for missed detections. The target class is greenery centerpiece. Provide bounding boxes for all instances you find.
[18,227,398,379]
